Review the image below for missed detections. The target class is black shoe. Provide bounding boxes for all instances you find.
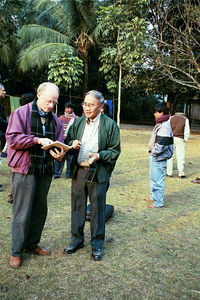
[63,242,84,254]
[52,175,60,180]
[0,187,4,192]
[179,176,186,179]
[92,249,103,261]
[166,174,172,177]
[0,184,2,187]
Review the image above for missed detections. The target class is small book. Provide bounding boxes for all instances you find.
[42,141,72,151]
[79,156,96,167]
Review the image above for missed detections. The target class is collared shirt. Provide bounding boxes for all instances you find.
[77,113,101,164]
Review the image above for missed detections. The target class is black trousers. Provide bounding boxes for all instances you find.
[0,134,6,151]
[71,168,109,250]
[12,173,52,257]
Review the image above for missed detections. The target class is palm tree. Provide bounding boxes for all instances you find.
[18,0,97,94]
[0,0,20,67]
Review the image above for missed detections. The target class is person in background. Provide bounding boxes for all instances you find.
[0,83,7,192]
[6,82,66,269]
[53,102,79,179]
[147,103,173,208]
[101,103,112,118]
[63,90,120,261]
[166,104,190,178]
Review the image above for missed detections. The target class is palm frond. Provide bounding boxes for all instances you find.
[18,42,72,72]
[19,24,69,44]
[0,44,16,66]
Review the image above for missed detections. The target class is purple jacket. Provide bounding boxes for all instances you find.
[6,101,64,174]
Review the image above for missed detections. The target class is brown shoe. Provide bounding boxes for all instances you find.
[32,246,51,256]
[191,177,200,184]
[144,198,153,202]
[149,204,159,208]
[9,256,21,269]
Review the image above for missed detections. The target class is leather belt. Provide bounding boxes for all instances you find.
[79,165,89,170]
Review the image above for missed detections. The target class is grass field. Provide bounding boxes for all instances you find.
[0,128,200,300]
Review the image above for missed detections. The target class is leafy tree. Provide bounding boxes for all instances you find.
[48,47,84,95]
[18,0,97,94]
[96,0,148,126]
[0,0,23,66]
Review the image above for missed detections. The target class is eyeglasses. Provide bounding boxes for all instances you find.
[81,102,95,108]
[47,100,58,106]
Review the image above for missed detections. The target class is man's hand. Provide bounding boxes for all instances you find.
[38,138,53,147]
[72,140,81,149]
[49,147,67,161]
[88,152,99,163]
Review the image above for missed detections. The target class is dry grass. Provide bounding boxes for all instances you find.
[0,128,200,300]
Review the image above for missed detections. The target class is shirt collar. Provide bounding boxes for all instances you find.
[87,112,101,124]
[37,104,48,118]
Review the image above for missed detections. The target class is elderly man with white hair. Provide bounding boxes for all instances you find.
[6,82,66,269]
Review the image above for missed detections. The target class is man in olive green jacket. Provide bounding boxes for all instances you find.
[64,90,120,261]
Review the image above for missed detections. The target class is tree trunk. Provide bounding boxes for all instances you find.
[117,63,122,127]
[82,51,88,96]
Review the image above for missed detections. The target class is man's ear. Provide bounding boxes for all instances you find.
[100,103,104,110]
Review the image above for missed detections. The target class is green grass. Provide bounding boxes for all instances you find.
[0,128,200,300]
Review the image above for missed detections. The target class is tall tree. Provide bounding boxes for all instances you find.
[147,0,200,91]
[96,0,148,126]
[18,0,97,94]
[0,0,22,67]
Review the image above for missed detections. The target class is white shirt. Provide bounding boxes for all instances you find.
[77,113,101,164]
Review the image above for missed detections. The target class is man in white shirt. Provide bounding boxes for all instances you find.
[63,90,120,261]
[166,104,190,178]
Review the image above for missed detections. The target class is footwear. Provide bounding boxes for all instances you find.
[166,174,172,177]
[25,246,51,255]
[63,242,84,254]
[33,246,51,255]
[0,184,2,187]
[0,187,4,192]
[52,175,60,180]
[144,199,153,202]
[8,194,13,204]
[191,177,200,184]
[149,204,160,208]
[179,176,186,179]
[92,249,103,261]
[9,256,21,269]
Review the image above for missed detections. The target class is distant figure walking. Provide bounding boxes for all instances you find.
[166,104,190,178]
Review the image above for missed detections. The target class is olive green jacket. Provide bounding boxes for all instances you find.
[66,114,121,183]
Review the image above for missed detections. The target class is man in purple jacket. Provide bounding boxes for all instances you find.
[6,82,66,269]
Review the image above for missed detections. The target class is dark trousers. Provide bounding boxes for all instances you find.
[54,155,73,178]
[12,173,52,257]
[0,134,6,151]
[71,168,109,250]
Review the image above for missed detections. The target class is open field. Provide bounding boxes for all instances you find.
[0,128,200,300]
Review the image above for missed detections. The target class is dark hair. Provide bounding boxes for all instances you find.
[20,93,34,106]
[154,103,169,115]
[64,102,74,109]
[175,104,183,112]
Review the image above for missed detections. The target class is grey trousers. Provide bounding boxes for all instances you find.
[12,173,52,257]
[71,168,109,250]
